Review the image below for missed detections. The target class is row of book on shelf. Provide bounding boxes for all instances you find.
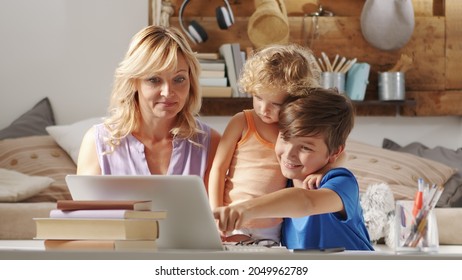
[33,200,166,252]
[196,42,250,98]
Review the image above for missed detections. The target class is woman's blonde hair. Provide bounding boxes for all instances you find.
[239,44,321,96]
[103,25,202,152]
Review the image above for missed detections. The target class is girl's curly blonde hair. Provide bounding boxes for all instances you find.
[239,44,321,97]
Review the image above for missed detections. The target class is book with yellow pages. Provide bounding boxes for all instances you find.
[56,200,152,211]
[200,69,226,78]
[44,239,157,251]
[199,77,227,87]
[49,209,167,220]
[201,86,232,98]
[199,60,225,71]
[195,52,220,60]
[34,218,159,240]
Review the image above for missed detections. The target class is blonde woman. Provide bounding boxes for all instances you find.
[77,25,220,189]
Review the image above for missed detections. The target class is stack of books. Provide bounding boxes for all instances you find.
[34,200,166,252]
[195,52,232,98]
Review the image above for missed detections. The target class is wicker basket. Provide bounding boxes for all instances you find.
[247,0,290,49]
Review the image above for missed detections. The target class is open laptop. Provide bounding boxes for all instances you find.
[65,175,224,251]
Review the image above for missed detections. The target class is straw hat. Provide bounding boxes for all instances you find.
[247,0,290,49]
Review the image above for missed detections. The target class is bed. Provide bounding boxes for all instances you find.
[1,97,462,246]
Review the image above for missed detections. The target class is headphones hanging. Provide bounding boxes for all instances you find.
[179,0,235,44]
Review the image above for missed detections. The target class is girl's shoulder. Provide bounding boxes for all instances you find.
[233,110,250,121]
[225,111,249,129]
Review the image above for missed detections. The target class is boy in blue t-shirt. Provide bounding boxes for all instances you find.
[213,87,373,251]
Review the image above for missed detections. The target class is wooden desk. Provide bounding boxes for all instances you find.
[0,240,461,260]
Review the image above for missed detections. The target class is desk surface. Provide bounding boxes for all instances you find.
[0,240,462,260]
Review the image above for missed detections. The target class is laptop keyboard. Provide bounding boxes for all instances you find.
[223,243,289,253]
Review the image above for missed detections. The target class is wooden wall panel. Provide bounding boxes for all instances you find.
[403,91,462,116]
[445,0,462,89]
[170,0,254,17]
[166,0,442,17]
[157,1,461,115]
[171,16,445,93]
[285,0,364,16]
[297,16,445,92]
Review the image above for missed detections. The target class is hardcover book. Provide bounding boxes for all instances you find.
[195,52,220,60]
[199,77,228,87]
[199,60,226,71]
[49,209,167,220]
[219,43,240,98]
[201,86,232,98]
[230,43,245,97]
[56,200,152,211]
[34,218,159,240]
[44,239,158,251]
[200,70,226,78]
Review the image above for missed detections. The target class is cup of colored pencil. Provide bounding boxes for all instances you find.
[316,52,357,74]
[316,52,357,94]
[394,179,442,253]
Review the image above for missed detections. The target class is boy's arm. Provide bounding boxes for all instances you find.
[208,113,246,210]
[213,187,343,232]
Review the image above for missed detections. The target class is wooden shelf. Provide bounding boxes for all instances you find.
[200,98,252,116]
[355,100,415,116]
[200,98,416,117]
[200,90,462,116]
[402,90,462,116]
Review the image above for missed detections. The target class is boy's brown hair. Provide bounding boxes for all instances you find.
[279,87,355,154]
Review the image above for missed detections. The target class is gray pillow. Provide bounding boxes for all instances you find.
[383,138,462,207]
[0,98,55,140]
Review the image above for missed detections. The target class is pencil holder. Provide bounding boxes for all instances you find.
[394,200,439,253]
[321,72,345,94]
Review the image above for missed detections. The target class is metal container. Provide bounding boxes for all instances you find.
[321,72,345,93]
[378,72,405,101]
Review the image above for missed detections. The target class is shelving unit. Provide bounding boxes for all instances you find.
[152,0,462,116]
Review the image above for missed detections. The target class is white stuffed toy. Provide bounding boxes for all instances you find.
[360,183,396,247]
